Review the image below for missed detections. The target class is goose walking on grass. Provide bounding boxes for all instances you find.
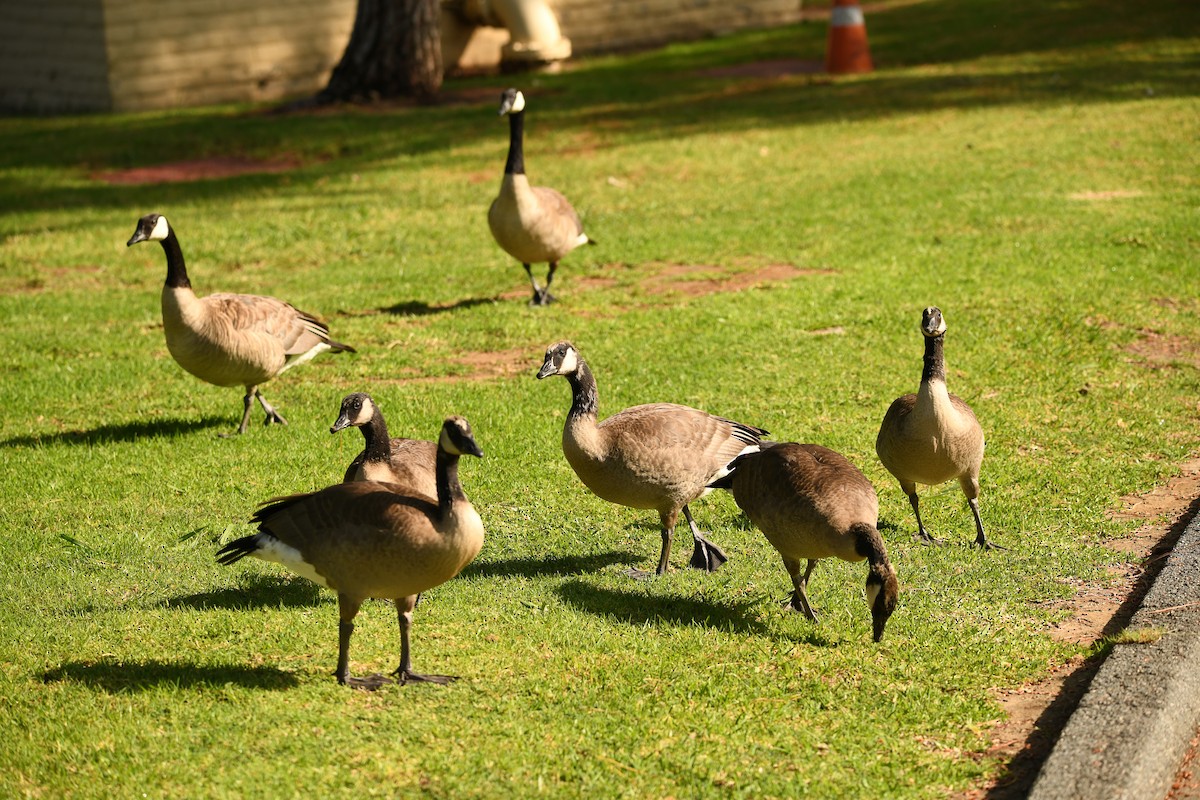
[876,306,998,549]
[330,392,437,497]
[710,443,899,642]
[216,417,484,689]
[537,341,767,578]
[488,88,595,306]
[127,213,355,435]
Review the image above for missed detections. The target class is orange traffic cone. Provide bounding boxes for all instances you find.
[825,0,873,74]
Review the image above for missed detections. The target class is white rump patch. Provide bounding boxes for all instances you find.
[150,215,171,241]
[279,342,331,374]
[256,536,331,589]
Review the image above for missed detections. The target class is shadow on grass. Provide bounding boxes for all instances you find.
[461,550,640,579]
[377,296,501,317]
[0,415,230,448]
[41,658,299,692]
[164,573,326,609]
[164,573,326,611]
[555,578,832,644]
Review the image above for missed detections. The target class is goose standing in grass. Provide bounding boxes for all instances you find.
[537,341,767,577]
[488,88,594,306]
[126,213,355,435]
[876,306,997,549]
[710,443,899,642]
[330,392,437,497]
[216,416,485,689]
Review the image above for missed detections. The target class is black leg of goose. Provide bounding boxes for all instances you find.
[538,262,558,306]
[523,264,545,306]
[335,596,391,690]
[390,596,456,686]
[906,488,945,546]
[967,498,1003,551]
[683,505,728,572]
[255,389,288,427]
[233,389,256,436]
[626,519,673,580]
[781,558,820,622]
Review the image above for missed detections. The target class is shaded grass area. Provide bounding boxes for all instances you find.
[1,0,1199,796]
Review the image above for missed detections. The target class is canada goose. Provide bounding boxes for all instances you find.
[126,213,355,435]
[537,341,767,577]
[488,88,594,306]
[876,306,997,549]
[216,416,484,689]
[330,392,437,497]
[710,443,899,642]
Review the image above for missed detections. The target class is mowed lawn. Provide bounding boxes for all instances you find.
[1,0,1198,796]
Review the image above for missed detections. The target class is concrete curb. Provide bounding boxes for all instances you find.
[1029,509,1200,800]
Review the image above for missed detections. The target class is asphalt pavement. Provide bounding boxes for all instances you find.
[1028,507,1200,800]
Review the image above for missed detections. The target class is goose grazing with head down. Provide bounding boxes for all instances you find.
[216,416,485,689]
[710,443,899,642]
[537,341,767,578]
[488,88,595,306]
[876,306,997,549]
[330,392,437,497]
[126,213,355,435]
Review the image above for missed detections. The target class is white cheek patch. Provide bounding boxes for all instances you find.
[866,582,881,609]
[356,397,375,426]
[511,91,526,113]
[439,426,461,455]
[558,347,578,375]
[256,537,331,590]
[150,215,171,241]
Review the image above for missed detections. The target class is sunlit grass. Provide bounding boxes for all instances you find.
[1,0,1198,796]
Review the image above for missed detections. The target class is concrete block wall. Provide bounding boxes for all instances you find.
[0,0,803,113]
[0,0,113,113]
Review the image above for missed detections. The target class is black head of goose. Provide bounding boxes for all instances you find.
[875,306,997,549]
[330,392,437,497]
[216,416,484,689]
[127,213,356,435]
[536,340,767,578]
[710,442,899,642]
[487,88,595,306]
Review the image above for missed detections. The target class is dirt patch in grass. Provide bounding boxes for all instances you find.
[94,156,304,185]
[960,457,1200,800]
[1126,329,1200,371]
[573,261,832,299]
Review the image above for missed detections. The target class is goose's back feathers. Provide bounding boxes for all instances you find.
[344,438,438,496]
[162,287,351,389]
[244,481,483,601]
[566,402,765,511]
[726,443,879,562]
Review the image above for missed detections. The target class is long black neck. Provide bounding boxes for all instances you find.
[504,110,526,176]
[359,410,392,464]
[853,523,890,569]
[160,230,191,290]
[566,360,599,419]
[921,334,946,384]
[435,449,466,517]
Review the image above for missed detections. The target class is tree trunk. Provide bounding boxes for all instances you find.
[318,0,442,105]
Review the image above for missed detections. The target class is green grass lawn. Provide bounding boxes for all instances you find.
[2,0,1198,796]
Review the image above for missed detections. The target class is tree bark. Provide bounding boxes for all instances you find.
[317,0,442,105]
